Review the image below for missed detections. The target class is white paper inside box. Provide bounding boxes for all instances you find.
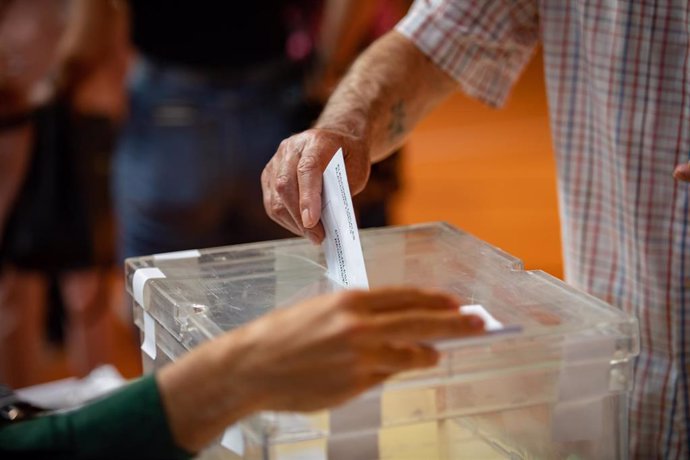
[127,223,639,460]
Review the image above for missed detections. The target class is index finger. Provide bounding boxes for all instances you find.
[372,311,485,342]
[352,288,461,313]
[296,151,330,230]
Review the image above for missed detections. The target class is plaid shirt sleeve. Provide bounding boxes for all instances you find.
[396,0,540,107]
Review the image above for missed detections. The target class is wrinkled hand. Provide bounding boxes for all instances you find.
[227,288,484,412]
[262,128,371,244]
[674,162,690,183]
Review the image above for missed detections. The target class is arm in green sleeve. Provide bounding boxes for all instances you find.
[0,374,192,460]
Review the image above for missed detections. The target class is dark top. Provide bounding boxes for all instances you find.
[128,0,293,70]
[0,374,191,460]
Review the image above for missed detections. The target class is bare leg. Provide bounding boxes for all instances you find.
[0,266,48,387]
[60,268,112,377]
[0,125,33,237]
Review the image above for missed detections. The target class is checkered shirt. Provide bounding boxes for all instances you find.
[398,1,690,458]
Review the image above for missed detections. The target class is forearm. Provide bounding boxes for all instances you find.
[316,30,456,162]
[156,331,263,453]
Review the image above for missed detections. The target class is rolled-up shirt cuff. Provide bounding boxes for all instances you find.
[396,0,539,108]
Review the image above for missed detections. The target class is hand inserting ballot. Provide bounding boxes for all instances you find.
[261,128,371,244]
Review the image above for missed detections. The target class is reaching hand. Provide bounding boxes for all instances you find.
[226,288,484,412]
[158,287,485,452]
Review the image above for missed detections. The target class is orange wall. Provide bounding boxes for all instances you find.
[393,51,564,278]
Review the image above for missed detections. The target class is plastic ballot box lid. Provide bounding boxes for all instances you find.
[127,223,639,459]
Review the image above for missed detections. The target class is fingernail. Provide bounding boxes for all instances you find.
[302,208,313,228]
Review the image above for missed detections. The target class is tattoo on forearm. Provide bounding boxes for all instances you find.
[387,100,405,141]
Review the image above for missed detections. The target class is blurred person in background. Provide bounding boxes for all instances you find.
[0,0,128,387]
[0,0,411,387]
[261,0,690,457]
[114,0,409,260]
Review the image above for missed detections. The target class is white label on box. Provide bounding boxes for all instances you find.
[133,267,166,360]
[459,304,505,332]
[141,312,157,360]
[321,148,369,289]
[153,249,200,261]
[557,335,615,401]
[551,335,615,442]
[132,267,166,307]
[460,304,523,334]
[434,305,522,351]
[221,424,245,456]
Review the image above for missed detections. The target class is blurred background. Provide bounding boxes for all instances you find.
[0,0,559,388]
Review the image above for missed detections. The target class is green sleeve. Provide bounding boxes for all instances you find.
[0,374,192,460]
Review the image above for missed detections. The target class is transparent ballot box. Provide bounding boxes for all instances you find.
[127,223,639,460]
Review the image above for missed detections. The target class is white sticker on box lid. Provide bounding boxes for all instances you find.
[321,148,369,290]
[153,249,200,261]
[142,312,157,360]
[132,267,166,307]
[459,304,505,332]
[459,304,522,334]
[133,267,166,360]
[220,424,245,456]
[433,305,522,351]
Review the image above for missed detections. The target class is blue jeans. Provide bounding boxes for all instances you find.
[113,58,312,260]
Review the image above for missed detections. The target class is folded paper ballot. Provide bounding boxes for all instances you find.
[321,148,373,458]
[320,149,523,345]
[321,148,369,289]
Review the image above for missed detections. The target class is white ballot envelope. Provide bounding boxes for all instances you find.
[321,148,369,289]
